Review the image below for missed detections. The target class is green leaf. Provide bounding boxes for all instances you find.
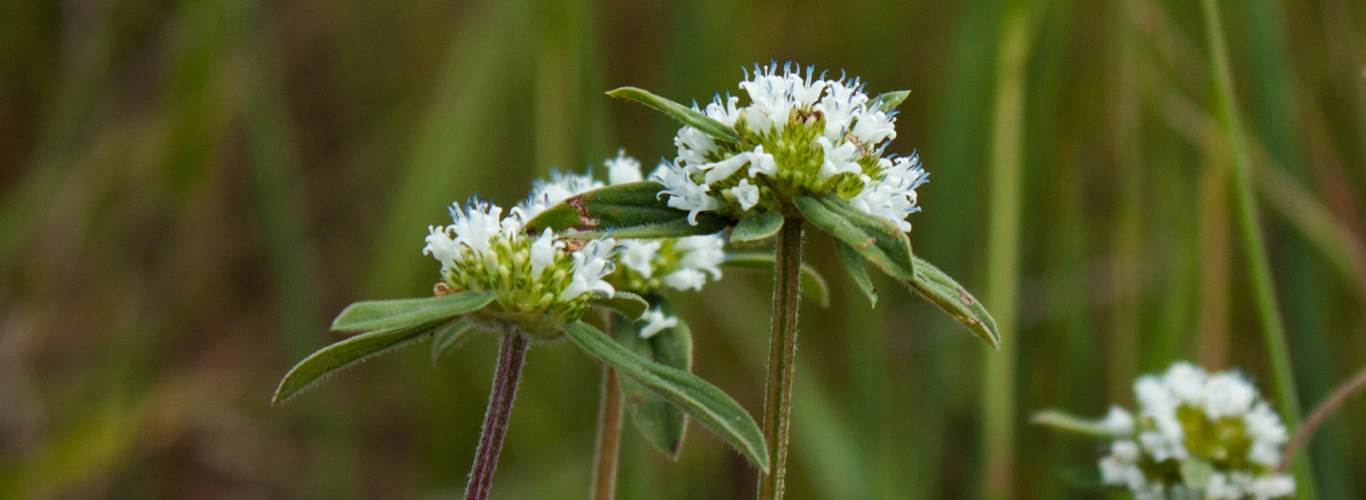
[606,87,739,142]
[903,255,1001,349]
[720,252,830,308]
[729,211,784,245]
[330,290,496,332]
[591,291,649,321]
[1030,409,1128,438]
[872,90,911,113]
[834,240,877,307]
[524,181,728,239]
[612,301,692,458]
[430,320,481,365]
[274,320,445,404]
[564,320,769,470]
[793,193,916,281]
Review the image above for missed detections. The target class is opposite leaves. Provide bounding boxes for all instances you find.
[793,193,916,281]
[331,291,496,332]
[563,320,770,471]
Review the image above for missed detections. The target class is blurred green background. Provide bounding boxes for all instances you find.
[3,0,1365,498]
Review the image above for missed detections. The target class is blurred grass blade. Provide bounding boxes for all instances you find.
[720,252,830,308]
[872,90,911,112]
[613,299,692,457]
[330,291,495,332]
[730,210,784,245]
[904,255,1000,348]
[1030,409,1126,438]
[274,320,446,404]
[834,240,877,308]
[524,181,728,238]
[592,291,649,321]
[563,320,769,470]
[430,320,480,365]
[792,193,915,281]
[606,87,739,142]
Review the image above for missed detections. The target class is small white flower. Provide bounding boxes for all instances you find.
[705,94,741,126]
[814,79,867,140]
[852,109,897,144]
[1100,406,1135,435]
[1203,372,1257,418]
[729,179,761,211]
[606,149,644,185]
[638,308,679,338]
[450,200,505,255]
[702,154,755,185]
[675,126,717,166]
[662,268,708,292]
[816,136,863,182]
[423,225,460,270]
[1250,475,1294,500]
[1244,403,1288,467]
[1164,362,1209,405]
[746,145,777,177]
[619,239,662,278]
[1206,472,1245,499]
[560,238,618,300]
[673,235,725,280]
[650,160,720,225]
[529,228,561,278]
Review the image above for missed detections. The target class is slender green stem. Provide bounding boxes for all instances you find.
[982,7,1030,500]
[464,328,529,500]
[589,313,624,500]
[757,217,803,500]
[1199,0,1316,498]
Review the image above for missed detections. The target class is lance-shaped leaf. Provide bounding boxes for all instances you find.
[606,87,739,142]
[274,320,446,404]
[720,252,830,308]
[524,181,727,239]
[872,90,911,113]
[330,290,496,332]
[903,255,1000,349]
[430,320,481,365]
[793,193,916,281]
[729,210,784,245]
[564,320,769,471]
[591,291,649,321]
[1030,409,1129,438]
[612,300,692,458]
[834,240,877,307]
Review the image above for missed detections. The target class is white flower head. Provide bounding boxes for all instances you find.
[638,308,679,339]
[424,197,619,338]
[655,62,926,232]
[1078,362,1297,499]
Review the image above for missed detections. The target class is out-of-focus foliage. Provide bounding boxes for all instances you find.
[1,0,1364,498]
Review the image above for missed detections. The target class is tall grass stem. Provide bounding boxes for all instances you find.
[1198,0,1317,497]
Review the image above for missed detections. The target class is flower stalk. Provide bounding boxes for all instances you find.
[757,217,803,500]
[589,316,624,500]
[464,328,529,500]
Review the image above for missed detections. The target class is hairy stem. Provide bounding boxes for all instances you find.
[589,312,624,500]
[1278,365,1366,472]
[757,217,803,500]
[1199,0,1316,497]
[464,328,529,500]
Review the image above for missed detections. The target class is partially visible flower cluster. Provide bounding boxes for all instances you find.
[423,198,618,337]
[1095,363,1294,500]
[654,62,929,232]
[607,152,727,297]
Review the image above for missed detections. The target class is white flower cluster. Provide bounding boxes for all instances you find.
[1097,362,1294,500]
[656,62,929,232]
[423,198,618,327]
